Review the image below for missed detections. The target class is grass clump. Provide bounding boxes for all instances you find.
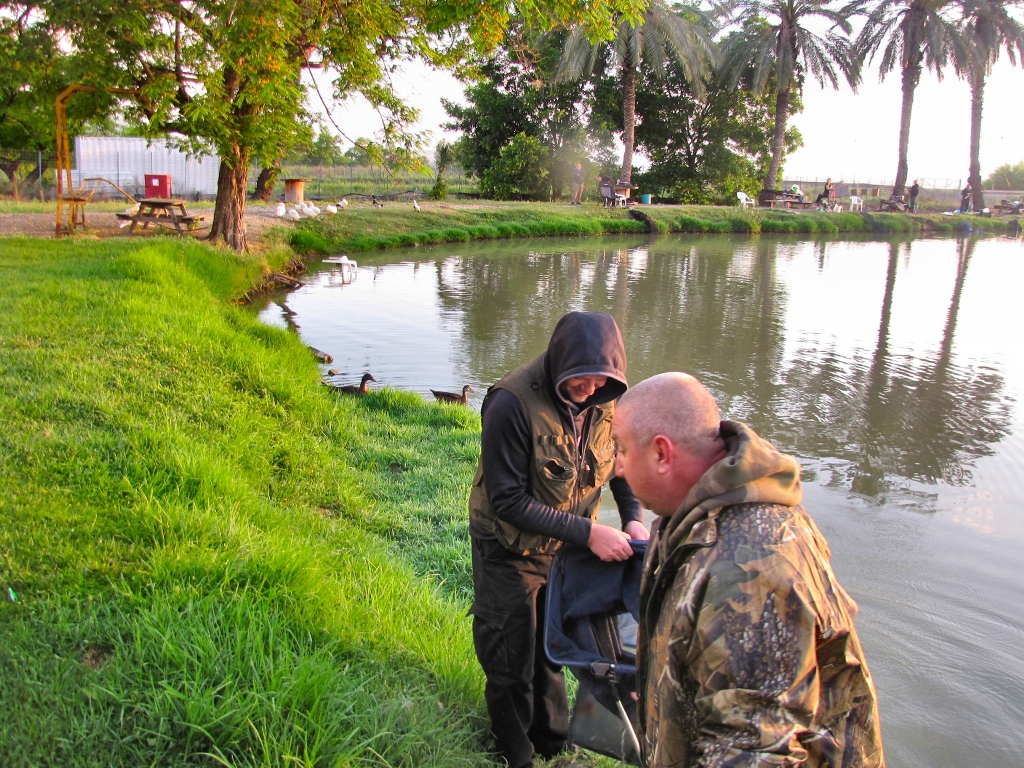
[0,236,489,766]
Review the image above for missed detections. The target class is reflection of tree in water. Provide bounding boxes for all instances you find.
[432,235,1009,491]
[779,238,1010,490]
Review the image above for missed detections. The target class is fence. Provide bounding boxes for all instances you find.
[0,148,55,201]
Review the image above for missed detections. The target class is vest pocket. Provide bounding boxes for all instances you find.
[535,448,576,506]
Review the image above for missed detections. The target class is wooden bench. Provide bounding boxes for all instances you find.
[995,199,1023,215]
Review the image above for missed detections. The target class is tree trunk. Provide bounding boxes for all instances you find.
[251,161,281,201]
[208,151,249,252]
[893,61,920,198]
[969,69,985,211]
[619,52,637,185]
[764,87,790,191]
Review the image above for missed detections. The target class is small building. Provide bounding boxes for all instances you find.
[72,136,221,198]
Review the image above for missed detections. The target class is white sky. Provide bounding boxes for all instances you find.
[308,56,1023,185]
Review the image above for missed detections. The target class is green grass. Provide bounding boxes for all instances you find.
[286,200,1011,255]
[0,236,494,766]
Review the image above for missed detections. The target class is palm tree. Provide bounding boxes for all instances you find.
[958,0,1024,210]
[556,1,717,184]
[717,0,858,191]
[852,0,969,197]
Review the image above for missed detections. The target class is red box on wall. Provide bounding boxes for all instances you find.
[144,174,172,198]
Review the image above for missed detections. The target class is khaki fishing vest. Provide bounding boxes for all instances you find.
[469,355,618,555]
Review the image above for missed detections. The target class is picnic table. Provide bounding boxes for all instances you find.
[758,189,812,209]
[115,198,205,235]
[878,197,909,213]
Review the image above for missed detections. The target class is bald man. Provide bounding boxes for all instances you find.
[612,373,885,768]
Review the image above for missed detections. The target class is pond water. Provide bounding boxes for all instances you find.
[256,233,1024,768]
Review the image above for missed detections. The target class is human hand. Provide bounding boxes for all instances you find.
[624,520,649,541]
[588,523,633,561]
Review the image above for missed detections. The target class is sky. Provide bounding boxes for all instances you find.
[308,56,1023,186]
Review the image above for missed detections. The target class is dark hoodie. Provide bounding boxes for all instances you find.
[471,312,643,546]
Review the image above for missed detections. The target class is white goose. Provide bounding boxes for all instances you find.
[325,204,338,215]
[275,202,286,217]
[338,198,349,210]
[284,208,301,221]
[412,199,421,212]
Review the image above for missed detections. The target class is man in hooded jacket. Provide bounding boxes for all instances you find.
[469,311,649,768]
[613,373,884,767]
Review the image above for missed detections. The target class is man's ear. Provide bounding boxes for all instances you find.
[652,434,674,475]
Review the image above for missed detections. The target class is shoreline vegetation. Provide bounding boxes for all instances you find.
[0,236,501,766]
[285,201,1015,255]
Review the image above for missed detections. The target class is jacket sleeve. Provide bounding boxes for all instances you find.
[683,535,821,767]
[480,389,593,547]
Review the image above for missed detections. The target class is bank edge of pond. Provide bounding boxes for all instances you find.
[0,235,506,766]
[288,202,1014,256]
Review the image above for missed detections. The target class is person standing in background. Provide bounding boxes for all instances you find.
[909,179,921,212]
[571,162,586,205]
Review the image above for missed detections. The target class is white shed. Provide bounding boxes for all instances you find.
[73,136,221,198]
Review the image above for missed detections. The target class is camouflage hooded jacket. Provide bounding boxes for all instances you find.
[636,421,885,768]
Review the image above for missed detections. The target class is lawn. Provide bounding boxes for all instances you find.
[287,200,1009,255]
[0,236,493,766]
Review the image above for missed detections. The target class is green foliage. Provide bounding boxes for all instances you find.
[443,37,598,200]
[431,140,455,199]
[632,54,800,204]
[481,133,552,200]
[288,130,346,166]
[984,160,1024,190]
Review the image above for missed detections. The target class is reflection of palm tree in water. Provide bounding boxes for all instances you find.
[851,237,1010,493]
[852,240,903,495]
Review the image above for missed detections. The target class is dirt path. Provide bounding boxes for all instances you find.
[0,204,288,241]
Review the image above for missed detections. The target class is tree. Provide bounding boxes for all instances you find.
[633,53,801,202]
[481,132,550,199]
[431,140,455,199]
[851,0,968,197]
[556,0,716,184]
[718,0,857,191]
[41,0,651,250]
[983,159,1024,189]
[443,32,594,200]
[957,0,1024,210]
[0,6,113,197]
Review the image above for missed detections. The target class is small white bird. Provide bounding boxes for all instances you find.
[325,204,337,215]
[309,204,321,215]
[275,202,286,217]
[125,203,140,216]
[284,208,301,221]
[338,198,349,210]
[412,199,421,212]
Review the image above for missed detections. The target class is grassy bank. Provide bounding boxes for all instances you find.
[0,236,491,765]
[286,200,1013,255]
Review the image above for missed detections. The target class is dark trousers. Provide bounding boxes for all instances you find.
[471,537,569,768]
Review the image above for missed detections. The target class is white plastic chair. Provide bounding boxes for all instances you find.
[850,195,864,212]
[737,191,754,208]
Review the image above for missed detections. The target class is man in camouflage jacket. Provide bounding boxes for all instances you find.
[611,373,885,767]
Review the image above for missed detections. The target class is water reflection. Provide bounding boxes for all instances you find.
[424,236,1011,497]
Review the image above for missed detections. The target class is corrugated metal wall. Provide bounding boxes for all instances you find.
[73,136,221,197]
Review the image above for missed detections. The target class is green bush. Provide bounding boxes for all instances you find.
[481,133,551,201]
